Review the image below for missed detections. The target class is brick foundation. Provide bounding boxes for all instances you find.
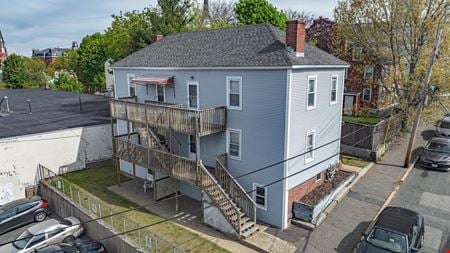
[287,171,325,217]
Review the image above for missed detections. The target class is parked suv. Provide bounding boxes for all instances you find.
[0,196,51,235]
[436,116,450,137]
[355,207,424,253]
[0,217,84,253]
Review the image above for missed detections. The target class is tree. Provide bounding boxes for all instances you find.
[149,0,195,35]
[49,72,84,93]
[334,0,449,119]
[284,9,314,26]
[2,54,26,89]
[234,0,287,30]
[209,0,236,26]
[72,33,108,92]
[23,57,48,88]
[306,17,337,53]
[105,10,153,61]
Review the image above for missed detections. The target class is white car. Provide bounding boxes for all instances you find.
[0,217,84,253]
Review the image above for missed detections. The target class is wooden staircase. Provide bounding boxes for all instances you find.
[134,126,258,239]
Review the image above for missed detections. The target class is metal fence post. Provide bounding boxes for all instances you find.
[61,179,65,193]
[88,197,91,213]
[110,209,113,229]
[69,184,73,200]
[123,217,127,239]
[155,236,158,253]
[77,191,81,208]
[98,203,102,219]
[138,225,141,248]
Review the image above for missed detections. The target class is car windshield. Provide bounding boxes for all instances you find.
[367,228,407,253]
[440,121,450,129]
[426,141,450,153]
[13,230,33,249]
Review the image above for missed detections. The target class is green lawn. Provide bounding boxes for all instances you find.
[343,115,381,126]
[341,155,370,168]
[61,165,229,253]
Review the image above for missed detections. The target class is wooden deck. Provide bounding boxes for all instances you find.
[110,98,226,136]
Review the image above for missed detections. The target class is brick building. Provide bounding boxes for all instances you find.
[0,30,7,67]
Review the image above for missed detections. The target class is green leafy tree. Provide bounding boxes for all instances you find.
[105,10,153,61]
[23,57,48,88]
[72,33,108,93]
[234,0,287,30]
[149,0,195,35]
[2,54,27,89]
[50,72,84,93]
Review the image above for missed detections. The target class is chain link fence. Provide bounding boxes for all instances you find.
[37,165,184,253]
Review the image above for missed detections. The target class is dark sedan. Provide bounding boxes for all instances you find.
[0,196,51,235]
[419,137,450,171]
[35,240,106,253]
[355,207,424,253]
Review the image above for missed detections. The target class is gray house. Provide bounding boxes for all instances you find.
[110,21,348,238]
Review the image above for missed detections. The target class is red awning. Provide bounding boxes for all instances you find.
[131,76,174,86]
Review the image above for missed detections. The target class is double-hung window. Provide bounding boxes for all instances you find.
[156,85,165,102]
[307,76,317,110]
[227,129,241,160]
[352,46,363,61]
[364,66,374,80]
[253,183,267,210]
[127,74,136,97]
[330,75,338,104]
[305,130,315,163]
[363,88,372,102]
[226,76,242,110]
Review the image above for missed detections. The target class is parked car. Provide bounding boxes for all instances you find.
[34,240,106,253]
[419,137,450,171]
[355,207,424,253]
[0,217,84,253]
[435,116,450,137]
[0,196,51,235]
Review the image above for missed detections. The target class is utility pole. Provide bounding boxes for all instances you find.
[403,27,444,168]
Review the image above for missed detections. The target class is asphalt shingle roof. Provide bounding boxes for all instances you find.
[112,24,348,68]
[0,89,110,139]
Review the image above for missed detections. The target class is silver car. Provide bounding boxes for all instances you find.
[436,116,450,137]
[0,217,84,253]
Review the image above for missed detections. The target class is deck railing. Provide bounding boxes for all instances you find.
[110,99,226,136]
[216,154,257,226]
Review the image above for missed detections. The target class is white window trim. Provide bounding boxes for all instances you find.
[305,130,316,164]
[187,81,199,109]
[330,75,338,105]
[364,66,374,80]
[155,85,166,102]
[226,128,242,160]
[362,88,372,102]
[253,183,267,210]
[127,73,135,97]
[352,46,363,61]
[306,75,318,111]
[226,76,243,110]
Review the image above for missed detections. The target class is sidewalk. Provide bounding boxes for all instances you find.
[265,125,428,253]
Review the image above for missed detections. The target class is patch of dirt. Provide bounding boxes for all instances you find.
[299,170,353,206]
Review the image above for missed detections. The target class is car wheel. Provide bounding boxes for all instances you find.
[63,235,76,244]
[34,211,47,222]
[419,233,424,248]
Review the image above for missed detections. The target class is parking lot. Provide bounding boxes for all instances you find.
[0,213,92,247]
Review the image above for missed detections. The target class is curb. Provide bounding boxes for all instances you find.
[291,162,376,230]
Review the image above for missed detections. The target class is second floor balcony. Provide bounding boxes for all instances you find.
[110,97,227,137]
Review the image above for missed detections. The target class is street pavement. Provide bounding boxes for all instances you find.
[264,123,438,252]
[391,127,450,252]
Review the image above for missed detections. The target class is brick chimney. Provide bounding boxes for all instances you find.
[151,35,163,43]
[286,20,305,57]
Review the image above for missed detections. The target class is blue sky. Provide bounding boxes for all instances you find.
[0,0,339,56]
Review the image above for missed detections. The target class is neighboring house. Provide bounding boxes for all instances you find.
[110,21,348,237]
[32,41,78,65]
[0,29,7,67]
[104,59,114,96]
[0,89,112,204]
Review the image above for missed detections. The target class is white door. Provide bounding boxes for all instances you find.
[343,95,354,115]
[187,82,199,109]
